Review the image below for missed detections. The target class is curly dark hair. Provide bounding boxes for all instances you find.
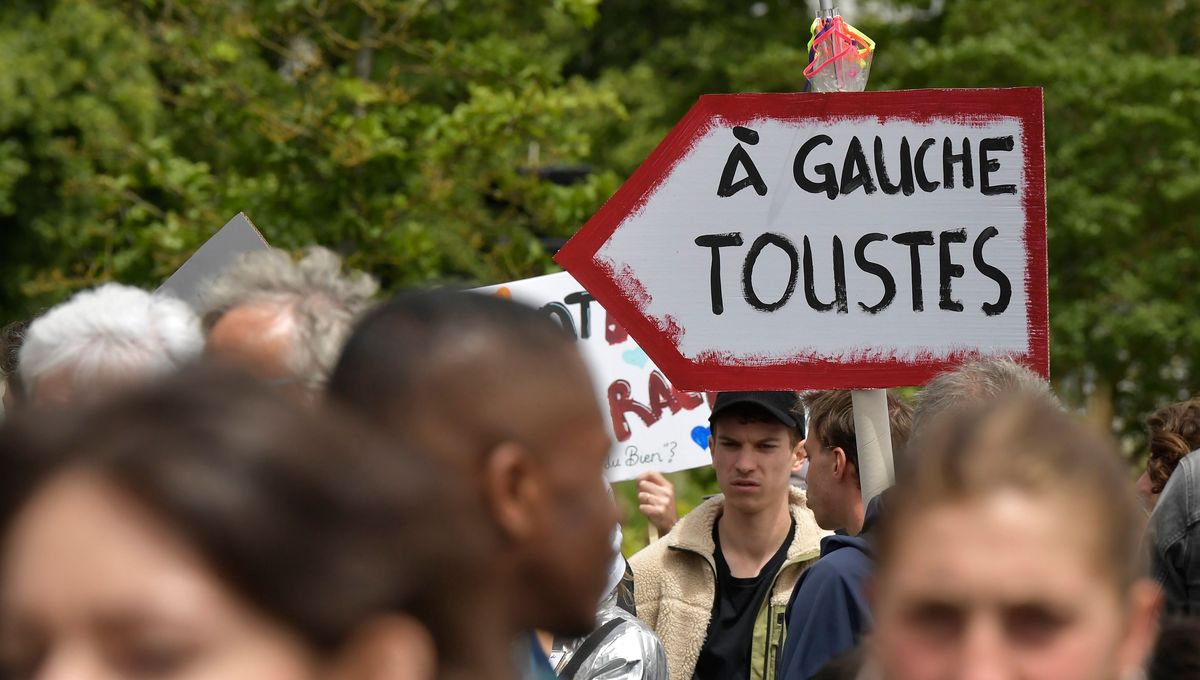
[1145,399,1200,494]
[1,320,30,402]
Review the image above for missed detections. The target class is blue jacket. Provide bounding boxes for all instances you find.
[517,633,559,680]
[1151,448,1200,616]
[776,499,878,680]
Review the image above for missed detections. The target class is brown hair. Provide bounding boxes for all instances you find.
[801,390,913,478]
[1145,399,1200,494]
[0,367,498,679]
[877,397,1147,590]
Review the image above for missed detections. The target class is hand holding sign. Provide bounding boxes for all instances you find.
[637,471,679,536]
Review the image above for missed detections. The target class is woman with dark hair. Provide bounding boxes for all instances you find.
[0,367,508,680]
[1138,398,1200,510]
[870,398,1161,680]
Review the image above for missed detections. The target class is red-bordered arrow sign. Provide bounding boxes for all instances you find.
[556,88,1047,391]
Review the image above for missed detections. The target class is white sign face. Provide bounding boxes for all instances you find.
[557,90,1047,390]
[604,118,1027,356]
[475,272,714,481]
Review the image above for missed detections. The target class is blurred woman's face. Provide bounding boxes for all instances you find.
[872,491,1157,680]
[0,472,322,680]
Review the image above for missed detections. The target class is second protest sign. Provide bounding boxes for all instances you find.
[475,272,714,481]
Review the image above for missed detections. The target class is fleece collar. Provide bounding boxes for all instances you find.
[667,487,820,564]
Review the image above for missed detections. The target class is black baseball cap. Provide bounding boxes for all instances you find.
[709,391,804,431]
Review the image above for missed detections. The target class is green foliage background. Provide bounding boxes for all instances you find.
[3,0,1198,551]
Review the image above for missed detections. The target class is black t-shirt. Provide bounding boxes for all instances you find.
[692,518,796,680]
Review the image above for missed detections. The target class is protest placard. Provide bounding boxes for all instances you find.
[159,213,270,307]
[475,272,714,481]
[556,88,1047,391]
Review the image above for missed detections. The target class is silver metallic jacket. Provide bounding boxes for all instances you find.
[549,587,669,680]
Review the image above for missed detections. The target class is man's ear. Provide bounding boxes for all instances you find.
[329,615,437,680]
[790,438,806,473]
[482,441,541,543]
[830,446,848,480]
[708,436,716,461]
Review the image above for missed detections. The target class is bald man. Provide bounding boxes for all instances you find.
[328,291,618,679]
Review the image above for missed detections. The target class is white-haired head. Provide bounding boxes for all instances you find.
[19,283,203,404]
[199,246,378,394]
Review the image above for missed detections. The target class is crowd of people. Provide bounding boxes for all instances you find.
[0,245,1197,680]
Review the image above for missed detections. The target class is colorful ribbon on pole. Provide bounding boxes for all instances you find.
[804,15,875,93]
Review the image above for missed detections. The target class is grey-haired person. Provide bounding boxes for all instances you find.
[200,246,377,399]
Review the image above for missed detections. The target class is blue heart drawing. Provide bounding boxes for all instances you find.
[691,425,711,450]
[622,348,649,369]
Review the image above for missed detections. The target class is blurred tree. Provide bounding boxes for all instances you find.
[0,0,621,318]
[566,0,819,172]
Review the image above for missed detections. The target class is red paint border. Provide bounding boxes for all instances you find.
[556,88,1048,391]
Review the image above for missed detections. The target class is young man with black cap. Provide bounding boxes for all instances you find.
[629,391,826,680]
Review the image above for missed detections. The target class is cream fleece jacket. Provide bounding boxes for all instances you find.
[629,487,827,680]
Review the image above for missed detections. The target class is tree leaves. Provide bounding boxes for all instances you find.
[2,0,1196,451]
[0,0,622,314]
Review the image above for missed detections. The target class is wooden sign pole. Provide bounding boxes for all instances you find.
[852,388,894,506]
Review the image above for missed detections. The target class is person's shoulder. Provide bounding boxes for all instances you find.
[1166,449,1200,490]
[630,533,670,569]
[585,611,669,680]
[788,543,872,619]
[1164,449,1200,499]
[629,533,676,604]
[1152,449,1200,534]
[607,606,663,642]
[808,539,873,582]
